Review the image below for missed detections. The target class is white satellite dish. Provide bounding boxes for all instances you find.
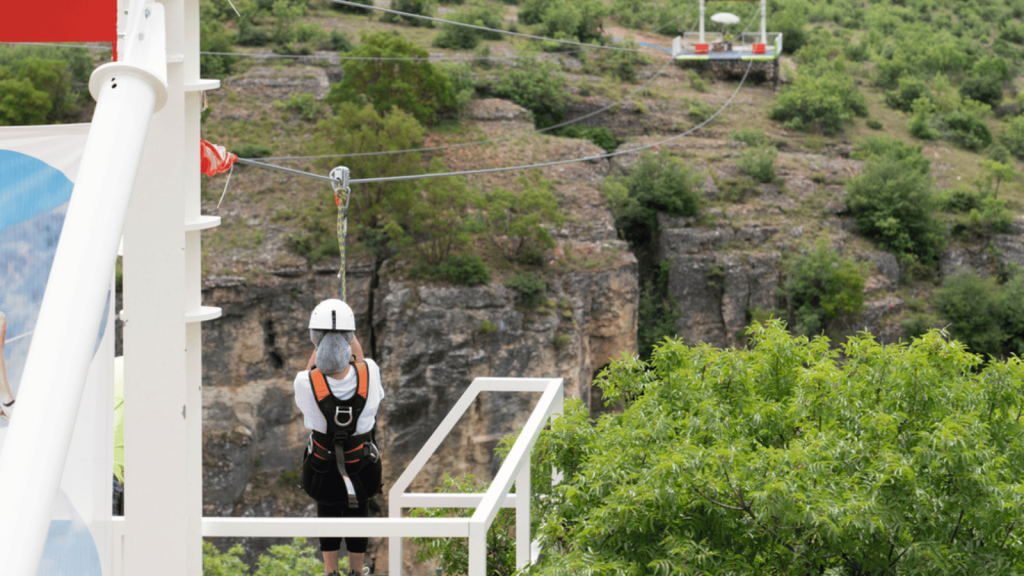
[710,12,741,25]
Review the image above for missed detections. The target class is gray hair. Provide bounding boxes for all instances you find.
[311,330,355,375]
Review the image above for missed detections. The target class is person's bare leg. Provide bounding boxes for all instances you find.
[348,552,364,575]
[323,550,340,576]
[0,312,14,420]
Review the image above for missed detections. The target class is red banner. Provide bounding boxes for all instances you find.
[0,1,117,47]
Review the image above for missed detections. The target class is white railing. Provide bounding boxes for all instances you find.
[111,377,564,576]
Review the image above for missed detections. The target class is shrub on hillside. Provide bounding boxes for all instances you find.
[431,254,491,286]
[933,110,993,152]
[329,0,372,14]
[780,243,865,335]
[935,271,1024,358]
[846,139,945,264]
[326,31,459,124]
[551,125,618,153]
[382,0,435,26]
[432,6,503,49]
[999,115,1024,159]
[736,146,777,183]
[530,322,1024,575]
[602,150,701,247]
[769,61,867,135]
[489,59,572,128]
[885,75,929,112]
[519,0,607,43]
[478,175,563,265]
[505,272,547,308]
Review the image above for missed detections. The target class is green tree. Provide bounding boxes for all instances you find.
[935,272,1008,357]
[405,160,477,266]
[478,174,563,265]
[409,474,517,576]
[0,76,51,126]
[519,0,608,43]
[780,242,866,335]
[601,150,701,247]
[326,31,458,125]
[288,104,425,262]
[769,60,868,135]
[489,59,572,128]
[979,158,1018,198]
[846,141,945,264]
[530,322,1024,575]
[382,0,436,27]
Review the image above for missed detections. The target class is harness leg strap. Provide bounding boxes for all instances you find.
[335,441,360,509]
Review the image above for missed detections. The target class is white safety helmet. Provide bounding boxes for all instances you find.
[309,299,356,331]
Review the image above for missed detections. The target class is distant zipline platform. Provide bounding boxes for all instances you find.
[671,0,783,88]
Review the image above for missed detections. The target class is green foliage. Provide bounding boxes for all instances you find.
[203,542,249,576]
[405,161,476,265]
[579,38,650,82]
[934,109,993,152]
[478,175,563,265]
[199,15,236,78]
[329,0,372,14]
[718,176,759,203]
[489,59,572,128]
[771,8,809,53]
[326,29,355,52]
[291,104,425,262]
[866,118,883,129]
[0,77,51,126]
[602,150,701,247]
[409,474,516,576]
[203,539,332,576]
[959,74,1003,107]
[846,138,945,264]
[885,75,930,112]
[326,31,459,125]
[505,272,547,308]
[999,115,1024,160]
[736,146,777,184]
[531,322,1024,575]
[433,6,503,49]
[382,0,436,26]
[769,60,867,135]
[428,254,492,286]
[780,242,866,335]
[519,0,608,43]
[274,93,325,122]
[233,144,273,158]
[688,70,709,93]
[935,271,1024,358]
[638,260,680,361]
[729,128,767,148]
[0,47,91,125]
[550,125,618,153]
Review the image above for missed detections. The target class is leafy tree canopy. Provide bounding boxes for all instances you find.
[531,323,1024,575]
[326,31,458,125]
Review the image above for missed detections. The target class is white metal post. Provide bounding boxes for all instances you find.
[0,2,167,572]
[122,0,194,572]
[699,0,705,43]
[760,0,767,45]
[468,520,487,576]
[515,457,531,569]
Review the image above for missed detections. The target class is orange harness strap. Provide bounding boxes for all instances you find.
[310,369,331,402]
[355,361,368,399]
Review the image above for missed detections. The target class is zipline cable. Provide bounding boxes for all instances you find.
[261,56,678,161]
[327,0,660,54]
[233,60,754,186]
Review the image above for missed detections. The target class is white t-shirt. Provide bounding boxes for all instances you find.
[293,358,384,435]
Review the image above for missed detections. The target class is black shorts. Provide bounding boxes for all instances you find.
[318,498,369,553]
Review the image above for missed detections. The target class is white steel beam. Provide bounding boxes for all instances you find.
[203,518,471,539]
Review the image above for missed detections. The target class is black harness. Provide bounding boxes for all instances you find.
[307,363,378,508]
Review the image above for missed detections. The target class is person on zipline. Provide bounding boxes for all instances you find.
[294,299,384,576]
[0,311,15,421]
